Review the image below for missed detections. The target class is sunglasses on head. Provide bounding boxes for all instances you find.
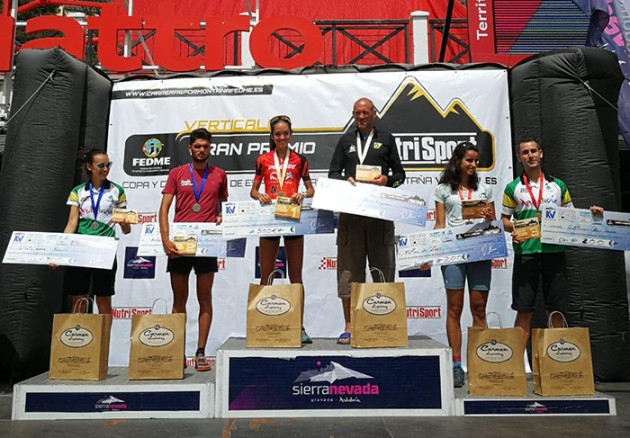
[270,115,291,125]
[95,162,113,169]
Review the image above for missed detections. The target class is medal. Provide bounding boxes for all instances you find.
[273,150,290,194]
[356,129,375,165]
[523,172,544,210]
[189,164,209,214]
[88,181,105,232]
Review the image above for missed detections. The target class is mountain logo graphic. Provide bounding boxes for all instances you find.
[129,256,152,265]
[294,361,374,384]
[96,395,125,405]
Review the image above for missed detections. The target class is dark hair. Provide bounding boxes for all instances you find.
[269,115,292,151]
[189,128,212,145]
[516,136,541,153]
[79,148,108,178]
[438,141,480,191]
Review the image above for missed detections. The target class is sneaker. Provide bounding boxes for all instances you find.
[453,364,465,388]
[301,327,313,344]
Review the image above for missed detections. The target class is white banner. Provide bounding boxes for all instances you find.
[106,70,514,366]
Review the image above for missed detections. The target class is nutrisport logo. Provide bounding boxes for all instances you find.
[292,360,379,404]
[122,76,496,175]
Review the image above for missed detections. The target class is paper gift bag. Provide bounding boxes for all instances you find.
[351,268,408,348]
[532,311,595,396]
[467,313,527,396]
[247,270,303,348]
[128,299,186,380]
[49,299,112,381]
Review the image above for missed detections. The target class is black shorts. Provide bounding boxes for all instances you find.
[167,256,218,275]
[512,252,568,312]
[260,235,303,242]
[64,259,117,297]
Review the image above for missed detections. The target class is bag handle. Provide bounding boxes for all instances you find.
[72,297,94,314]
[485,311,504,329]
[369,267,386,283]
[151,298,169,314]
[266,268,285,286]
[548,310,569,328]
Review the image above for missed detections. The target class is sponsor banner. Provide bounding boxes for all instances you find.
[112,307,152,320]
[124,247,156,279]
[228,356,442,411]
[406,306,442,319]
[106,70,514,365]
[24,392,200,413]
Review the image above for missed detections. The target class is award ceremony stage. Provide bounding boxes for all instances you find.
[11,336,616,420]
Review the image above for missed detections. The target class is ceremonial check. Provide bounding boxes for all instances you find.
[311,177,427,227]
[221,201,335,238]
[541,206,630,251]
[397,221,508,270]
[137,223,246,257]
[3,231,118,269]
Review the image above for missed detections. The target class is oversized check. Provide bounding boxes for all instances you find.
[397,221,508,270]
[541,206,630,251]
[311,177,427,227]
[137,223,246,257]
[221,201,336,238]
[3,231,118,269]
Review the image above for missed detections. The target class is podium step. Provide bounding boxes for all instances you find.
[12,367,215,420]
[215,336,454,418]
[455,385,616,416]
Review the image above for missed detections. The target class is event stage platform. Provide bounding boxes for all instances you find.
[12,336,617,420]
[12,367,215,420]
[215,336,454,418]
[454,385,617,416]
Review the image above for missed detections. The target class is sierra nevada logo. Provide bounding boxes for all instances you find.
[292,361,380,400]
[122,76,496,175]
[362,293,397,315]
[61,325,93,348]
[476,339,513,363]
[547,339,581,363]
[256,295,291,316]
[139,325,175,347]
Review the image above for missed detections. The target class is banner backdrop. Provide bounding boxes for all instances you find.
[106,69,513,366]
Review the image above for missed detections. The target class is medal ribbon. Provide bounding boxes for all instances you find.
[273,150,291,191]
[457,186,472,201]
[523,172,544,210]
[189,164,209,204]
[356,130,375,165]
[89,181,106,224]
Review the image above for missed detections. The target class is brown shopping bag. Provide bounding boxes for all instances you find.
[532,311,595,396]
[128,299,186,380]
[351,268,408,348]
[49,298,112,381]
[247,269,303,348]
[467,313,527,396]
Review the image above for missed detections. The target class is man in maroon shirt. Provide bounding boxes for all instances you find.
[159,128,228,371]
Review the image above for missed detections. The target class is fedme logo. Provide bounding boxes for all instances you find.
[124,134,173,176]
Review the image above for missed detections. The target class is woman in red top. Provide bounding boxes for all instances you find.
[250,115,315,343]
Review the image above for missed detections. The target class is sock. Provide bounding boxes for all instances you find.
[453,361,462,368]
[195,348,205,357]
[453,356,462,367]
